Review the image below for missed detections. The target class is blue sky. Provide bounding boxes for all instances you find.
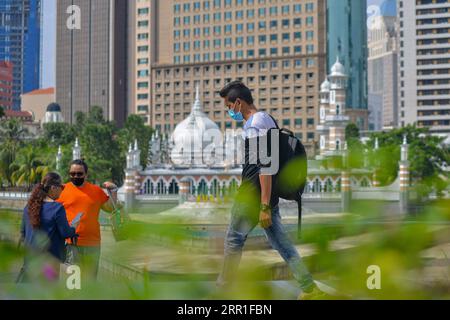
[40,0,393,88]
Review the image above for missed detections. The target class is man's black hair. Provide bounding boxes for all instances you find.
[70,159,88,173]
[219,80,254,105]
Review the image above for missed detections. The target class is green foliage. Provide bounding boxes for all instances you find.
[370,125,449,194]
[118,115,154,168]
[0,119,28,187]
[77,106,124,185]
[0,106,4,118]
[0,106,155,187]
[42,122,76,147]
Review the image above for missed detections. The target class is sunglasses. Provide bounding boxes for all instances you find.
[69,172,85,177]
[49,184,65,190]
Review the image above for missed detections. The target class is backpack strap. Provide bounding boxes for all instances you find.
[267,114,280,130]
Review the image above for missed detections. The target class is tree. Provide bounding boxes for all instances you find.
[11,145,50,187]
[0,119,28,186]
[118,115,154,168]
[77,107,124,185]
[0,106,4,118]
[369,125,449,196]
[42,122,77,147]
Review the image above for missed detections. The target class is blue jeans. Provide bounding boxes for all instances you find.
[217,203,315,292]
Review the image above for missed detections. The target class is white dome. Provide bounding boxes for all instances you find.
[320,78,331,92]
[171,86,223,166]
[330,57,346,77]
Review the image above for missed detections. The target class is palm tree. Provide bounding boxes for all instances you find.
[0,119,28,186]
[11,146,50,188]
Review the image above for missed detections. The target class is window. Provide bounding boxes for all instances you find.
[258,8,266,17]
[247,36,254,45]
[294,4,301,14]
[247,23,255,31]
[269,7,278,16]
[270,20,277,28]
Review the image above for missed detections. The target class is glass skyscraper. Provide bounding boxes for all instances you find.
[327,0,368,110]
[0,0,41,110]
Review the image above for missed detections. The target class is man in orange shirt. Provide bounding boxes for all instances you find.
[57,159,120,279]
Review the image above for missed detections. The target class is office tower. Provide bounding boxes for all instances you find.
[56,0,128,126]
[398,0,450,136]
[326,0,368,116]
[0,61,14,111]
[368,0,398,131]
[129,0,327,153]
[0,0,41,110]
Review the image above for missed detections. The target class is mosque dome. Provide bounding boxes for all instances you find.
[330,57,346,77]
[46,103,61,112]
[44,102,64,123]
[320,78,331,92]
[171,86,223,166]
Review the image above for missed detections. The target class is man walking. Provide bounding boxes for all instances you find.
[217,81,323,299]
[57,159,120,279]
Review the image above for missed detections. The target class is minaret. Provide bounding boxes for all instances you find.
[372,138,381,187]
[133,139,141,169]
[328,57,349,154]
[399,135,410,214]
[56,146,62,172]
[73,138,81,160]
[317,78,331,158]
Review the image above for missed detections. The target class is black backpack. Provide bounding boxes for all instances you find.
[268,115,308,237]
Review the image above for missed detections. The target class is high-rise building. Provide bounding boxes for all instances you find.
[56,0,128,126]
[129,0,327,154]
[0,0,41,110]
[0,61,14,111]
[398,0,450,136]
[368,0,398,131]
[326,0,368,115]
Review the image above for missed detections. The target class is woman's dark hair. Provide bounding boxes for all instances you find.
[219,80,254,105]
[70,159,88,174]
[27,172,62,229]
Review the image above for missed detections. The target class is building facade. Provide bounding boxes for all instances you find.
[0,61,13,111]
[326,0,368,113]
[398,0,450,136]
[55,0,128,126]
[129,0,327,155]
[0,0,41,110]
[21,87,56,125]
[368,2,398,131]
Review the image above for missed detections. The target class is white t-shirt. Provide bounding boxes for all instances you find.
[243,112,277,139]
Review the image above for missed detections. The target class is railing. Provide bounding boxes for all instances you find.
[0,191,30,200]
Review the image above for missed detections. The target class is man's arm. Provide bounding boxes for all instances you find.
[259,174,273,229]
[101,182,123,213]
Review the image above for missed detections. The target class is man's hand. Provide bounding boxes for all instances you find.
[103,181,118,190]
[259,210,272,229]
